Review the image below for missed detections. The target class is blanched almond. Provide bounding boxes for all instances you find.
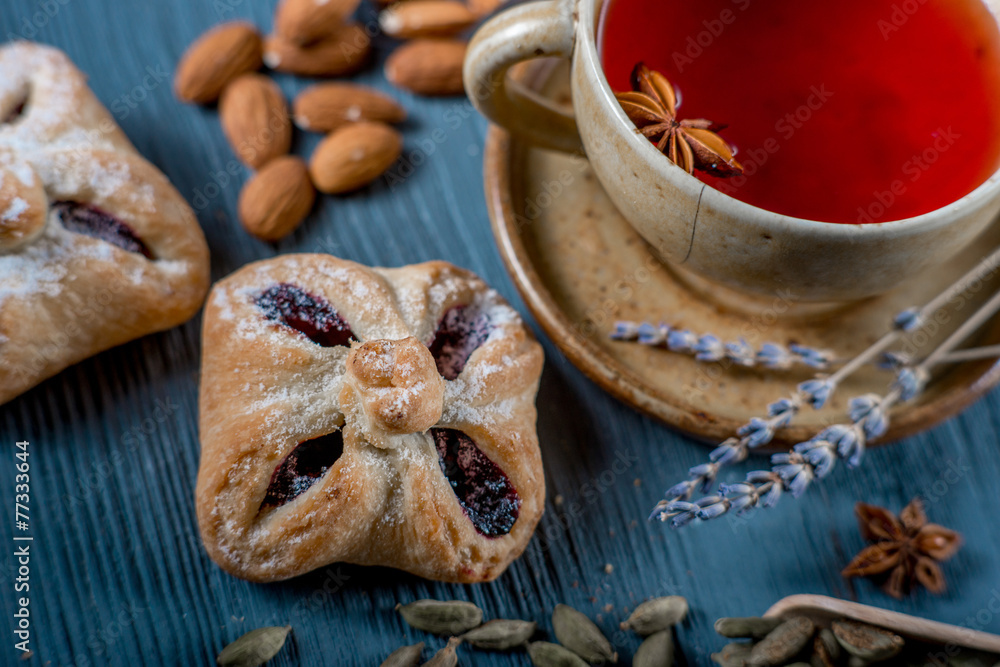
[275,0,362,45]
[385,39,467,96]
[309,121,402,194]
[174,21,263,104]
[379,1,476,39]
[293,83,406,132]
[238,156,316,241]
[219,74,291,168]
[264,23,371,77]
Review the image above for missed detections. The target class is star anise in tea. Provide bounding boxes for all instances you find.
[842,498,962,599]
[614,63,743,177]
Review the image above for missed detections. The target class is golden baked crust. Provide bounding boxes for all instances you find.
[197,254,545,583]
[0,42,210,404]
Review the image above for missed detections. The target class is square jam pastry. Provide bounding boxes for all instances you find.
[196,255,545,583]
[0,42,210,404]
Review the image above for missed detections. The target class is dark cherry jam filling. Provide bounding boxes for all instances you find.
[255,283,357,347]
[262,431,344,508]
[427,305,494,380]
[431,428,520,537]
[54,201,152,258]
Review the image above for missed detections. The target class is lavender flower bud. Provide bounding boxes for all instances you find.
[667,329,696,353]
[790,344,833,369]
[694,334,725,362]
[893,367,928,402]
[738,417,775,448]
[893,307,923,332]
[611,321,640,340]
[757,343,793,370]
[726,338,756,367]
[798,378,835,409]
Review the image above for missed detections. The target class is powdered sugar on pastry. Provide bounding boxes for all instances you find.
[0,42,210,405]
[196,255,545,584]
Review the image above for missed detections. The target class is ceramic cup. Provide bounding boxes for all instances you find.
[464,0,1000,302]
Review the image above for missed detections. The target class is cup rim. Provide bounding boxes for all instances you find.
[578,0,1000,236]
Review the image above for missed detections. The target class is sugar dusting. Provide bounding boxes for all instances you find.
[209,258,537,571]
[0,42,172,310]
[1,197,27,222]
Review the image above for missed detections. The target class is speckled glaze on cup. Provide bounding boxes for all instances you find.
[464,0,1000,302]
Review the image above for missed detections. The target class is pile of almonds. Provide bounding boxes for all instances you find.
[173,0,502,241]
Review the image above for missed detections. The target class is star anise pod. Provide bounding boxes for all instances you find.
[842,498,962,599]
[614,62,743,177]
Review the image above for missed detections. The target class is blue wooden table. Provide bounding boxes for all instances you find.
[2,2,1000,665]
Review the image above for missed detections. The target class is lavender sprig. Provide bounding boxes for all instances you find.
[611,321,834,370]
[650,245,1000,528]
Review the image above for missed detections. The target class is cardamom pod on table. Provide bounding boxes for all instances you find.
[380,642,424,667]
[552,603,618,664]
[633,630,674,667]
[527,641,590,667]
[460,619,536,650]
[620,596,689,636]
[216,626,291,667]
[396,600,483,636]
[422,637,461,667]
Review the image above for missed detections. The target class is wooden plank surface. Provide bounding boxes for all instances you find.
[2,1,1000,665]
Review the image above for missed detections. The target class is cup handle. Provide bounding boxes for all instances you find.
[464,0,582,153]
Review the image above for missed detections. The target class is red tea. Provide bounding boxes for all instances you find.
[599,0,1000,223]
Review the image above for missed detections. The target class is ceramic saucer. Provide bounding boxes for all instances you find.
[484,59,1000,446]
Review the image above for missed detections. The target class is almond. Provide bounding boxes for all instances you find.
[467,0,504,17]
[293,83,406,132]
[238,156,316,241]
[219,74,291,169]
[174,21,263,104]
[309,121,402,194]
[379,1,476,39]
[264,23,372,77]
[275,0,362,45]
[385,39,467,96]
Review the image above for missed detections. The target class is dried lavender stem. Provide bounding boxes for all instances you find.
[921,288,1000,368]
[652,246,1000,527]
[933,344,1000,364]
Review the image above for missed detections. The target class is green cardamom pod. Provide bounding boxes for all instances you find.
[620,597,689,636]
[216,626,291,667]
[713,617,783,640]
[528,641,589,667]
[552,604,617,664]
[380,642,425,667]
[748,616,815,667]
[812,628,839,667]
[831,620,904,662]
[396,599,483,636]
[460,619,536,650]
[421,637,461,667]
[711,642,752,667]
[633,630,674,667]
